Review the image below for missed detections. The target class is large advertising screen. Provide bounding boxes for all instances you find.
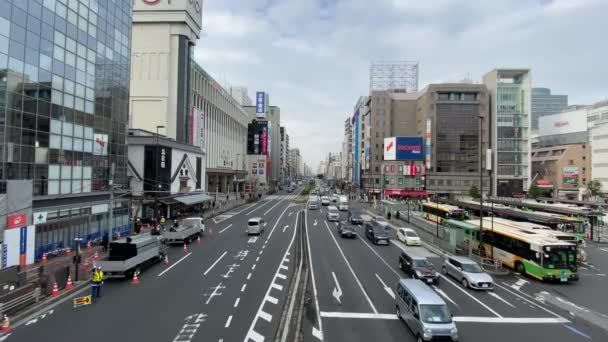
[563,166,579,187]
[539,110,587,137]
[384,137,424,161]
[256,92,267,118]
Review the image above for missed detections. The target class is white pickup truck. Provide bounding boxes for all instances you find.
[97,233,166,278]
[162,217,204,245]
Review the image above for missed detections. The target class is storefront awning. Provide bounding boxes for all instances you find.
[175,193,213,205]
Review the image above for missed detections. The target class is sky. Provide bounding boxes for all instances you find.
[193,0,608,172]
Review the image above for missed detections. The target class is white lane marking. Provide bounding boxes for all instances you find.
[264,195,290,216]
[252,264,257,270]
[313,219,317,226]
[284,258,290,262]
[289,212,293,217]
[323,221,378,314]
[358,236,401,278]
[248,237,259,244]
[158,252,192,277]
[432,285,458,306]
[263,205,292,243]
[247,198,274,215]
[305,210,324,341]
[234,298,240,308]
[331,272,343,304]
[203,251,228,276]
[245,208,299,342]
[272,283,283,291]
[277,273,287,280]
[247,273,252,280]
[374,273,395,300]
[511,278,528,291]
[205,283,226,305]
[453,317,570,323]
[266,295,279,304]
[0,334,11,341]
[259,311,272,322]
[256,257,260,262]
[283,225,289,232]
[439,275,502,317]
[496,283,566,319]
[280,265,288,270]
[489,291,516,308]
[320,312,398,320]
[241,284,247,292]
[599,248,608,253]
[225,315,233,328]
[219,224,233,234]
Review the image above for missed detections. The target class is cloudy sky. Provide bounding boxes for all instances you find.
[193,0,608,172]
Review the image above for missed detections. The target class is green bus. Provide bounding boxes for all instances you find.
[444,218,579,282]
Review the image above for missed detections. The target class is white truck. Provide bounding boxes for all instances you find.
[338,195,349,211]
[162,218,203,245]
[97,233,166,278]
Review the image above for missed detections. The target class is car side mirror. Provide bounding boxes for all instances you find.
[413,313,419,319]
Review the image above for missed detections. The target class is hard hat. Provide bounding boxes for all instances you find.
[96,266,102,270]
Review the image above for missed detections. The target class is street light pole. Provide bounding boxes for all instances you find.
[155,125,165,220]
[476,116,488,258]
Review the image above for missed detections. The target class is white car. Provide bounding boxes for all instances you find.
[321,196,330,206]
[397,228,422,246]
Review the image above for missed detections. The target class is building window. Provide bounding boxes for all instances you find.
[398,178,403,185]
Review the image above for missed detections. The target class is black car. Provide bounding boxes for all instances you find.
[365,223,390,245]
[338,222,357,238]
[348,210,363,225]
[399,252,439,285]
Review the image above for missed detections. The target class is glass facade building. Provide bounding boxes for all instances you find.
[531,88,568,131]
[0,0,132,258]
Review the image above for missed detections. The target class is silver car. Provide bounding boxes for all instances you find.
[442,256,494,290]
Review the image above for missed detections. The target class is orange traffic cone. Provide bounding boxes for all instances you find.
[208,229,213,237]
[93,251,99,261]
[183,243,188,253]
[41,253,48,264]
[65,276,74,290]
[1,314,12,332]
[65,247,72,256]
[87,240,92,250]
[83,259,90,271]
[163,255,169,265]
[131,272,140,285]
[197,235,201,244]
[50,281,60,297]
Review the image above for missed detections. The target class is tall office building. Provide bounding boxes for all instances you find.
[531,88,568,131]
[483,69,532,196]
[129,0,203,143]
[0,0,133,266]
[229,86,252,106]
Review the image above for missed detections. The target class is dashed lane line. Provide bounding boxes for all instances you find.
[305,209,324,341]
[234,298,240,308]
[225,315,233,328]
[219,224,233,234]
[203,251,228,276]
[158,252,192,277]
[439,275,502,317]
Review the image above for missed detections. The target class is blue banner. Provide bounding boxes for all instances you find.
[256,92,266,114]
[395,137,424,161]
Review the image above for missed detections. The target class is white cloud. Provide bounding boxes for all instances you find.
[197,0,608,171]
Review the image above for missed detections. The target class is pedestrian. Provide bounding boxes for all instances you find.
[101,234,109,252]
[91,266,104,299]
[160,216,166,227]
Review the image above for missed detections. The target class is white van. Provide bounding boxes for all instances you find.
[308,196,319,210]
[247,217,266,235]
[396,278,458,341]
[338,196,349,211]
[327,206,340,222]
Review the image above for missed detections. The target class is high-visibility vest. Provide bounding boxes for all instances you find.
[93,271,103,282]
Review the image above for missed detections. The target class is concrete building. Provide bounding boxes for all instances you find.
[342,118,353,183]
[352,97,368,188]
[280,127,289,185]
[531,144,590,199]
[289,148,301,180]
[531,88,568,131]
[244,105,281,191]
[0,0,134,265]
[588,102,608,193]
[130,0,203,144]
[127,129,206,218]
[483,69,532,197]
[416,84,491,196]
[229,86,252,106]
[192,63,251,195]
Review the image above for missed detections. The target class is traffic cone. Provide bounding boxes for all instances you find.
[209,229,213,237]
[41,253,48,264]
[1,314,12,332]
[50,281,60,297]
[163,255,169,265]
[183,243,188,253]
[65,247,72,256]
[197,235,201,244]
[131,272,140,285]
[93,251,99,261]
[87,240,92,250]
[65,276,74,290]
[83,260,90,271]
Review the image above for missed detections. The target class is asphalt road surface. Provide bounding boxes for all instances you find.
[302,202,608,342]
[6,191,303,342]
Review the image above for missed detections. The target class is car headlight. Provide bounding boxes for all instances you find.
[415,271,422,277]
[423,328,432,338]
[450,327,458,337]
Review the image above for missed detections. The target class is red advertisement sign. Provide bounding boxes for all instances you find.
[8,214,26,229]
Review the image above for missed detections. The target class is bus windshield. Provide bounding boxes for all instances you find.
[542,246,577,270]
[449,209,467,220]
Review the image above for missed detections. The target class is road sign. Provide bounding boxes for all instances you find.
[73,295,92,307]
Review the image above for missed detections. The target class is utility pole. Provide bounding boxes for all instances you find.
[155,126,165,220]
[477,115,487,258]
[109,163,115,248]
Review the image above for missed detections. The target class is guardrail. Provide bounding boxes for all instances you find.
[0,283,41,316]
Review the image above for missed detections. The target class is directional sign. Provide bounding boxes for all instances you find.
[73,295,92,307]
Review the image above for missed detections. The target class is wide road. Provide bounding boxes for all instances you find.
[302,201,608,342]
[7,191,303,342]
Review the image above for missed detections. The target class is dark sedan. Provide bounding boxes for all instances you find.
[338,222,357,238]
[348,210,363,225]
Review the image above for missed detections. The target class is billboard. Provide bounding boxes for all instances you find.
[133,0,203,34]
[563,166,579,187]
[352,110,360,184]
[3,225,35,267]
[383,137,424,161]
[539,110,587,137]
[425,118,432,169]
[93,133,108,155]
[190,107,204,148]
[256,92,267,118]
